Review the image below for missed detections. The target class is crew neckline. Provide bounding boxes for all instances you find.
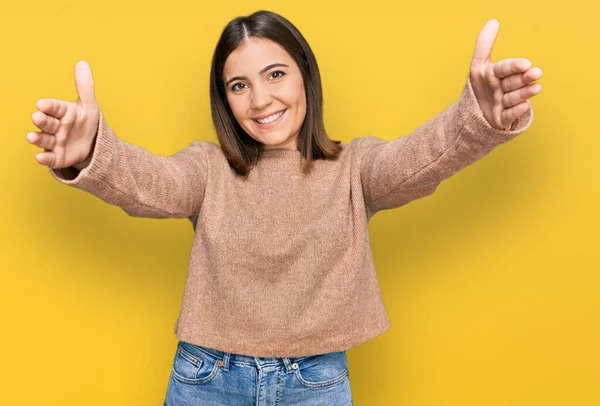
[260,148,302,158]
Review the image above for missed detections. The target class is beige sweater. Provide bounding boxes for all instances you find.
[50,76,533,357]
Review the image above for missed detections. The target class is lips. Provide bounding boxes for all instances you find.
[253,109,287,126]
[253,109,287,123]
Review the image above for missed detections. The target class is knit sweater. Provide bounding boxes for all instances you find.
[49,75,533,357]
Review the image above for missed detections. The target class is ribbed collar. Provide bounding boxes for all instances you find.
[259,148,303,159]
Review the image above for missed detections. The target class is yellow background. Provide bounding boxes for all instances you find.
[1,0,597,405]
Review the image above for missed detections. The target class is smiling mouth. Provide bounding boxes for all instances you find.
[253,109,287,124]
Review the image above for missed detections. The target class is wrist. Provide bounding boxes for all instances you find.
[72,133,97,171]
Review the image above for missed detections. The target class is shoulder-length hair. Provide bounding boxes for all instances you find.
[209,10,343,178]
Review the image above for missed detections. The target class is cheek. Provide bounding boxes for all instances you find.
[279,82,306,117]
[300,92,307,113]
[296,80,307,108]
[296,89,307,120]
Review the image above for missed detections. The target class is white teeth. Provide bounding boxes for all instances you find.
[256,110,285,124]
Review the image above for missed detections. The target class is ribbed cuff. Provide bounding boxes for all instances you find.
[48,110,115,189]
[458,75,534,146]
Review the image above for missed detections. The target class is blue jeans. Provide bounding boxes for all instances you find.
[164,340,353,405]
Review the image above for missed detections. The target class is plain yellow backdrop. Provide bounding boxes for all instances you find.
[1,0,597,405]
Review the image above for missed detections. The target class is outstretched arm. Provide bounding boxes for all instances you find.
[49,110,212,219]
[27,61,212,220]
[360,19,543,214]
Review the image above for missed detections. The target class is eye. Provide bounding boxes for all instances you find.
[270,70,285,80]
[231,82,246,92]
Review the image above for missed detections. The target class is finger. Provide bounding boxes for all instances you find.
[502,82,543,108]
[501,101,531,129]
[501,67,544,92]
[493,58,532,80]
[31,111,62,134]
[35,150,57,168]
[36,98,69,119]
[472,19,500,71]
[74,60,97,106]
[26,131,57,150]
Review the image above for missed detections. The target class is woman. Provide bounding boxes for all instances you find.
[26,10,542,406]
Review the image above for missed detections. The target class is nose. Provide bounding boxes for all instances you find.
[250,83,272,111]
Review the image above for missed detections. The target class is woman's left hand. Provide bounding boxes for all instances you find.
[469,19,544,131]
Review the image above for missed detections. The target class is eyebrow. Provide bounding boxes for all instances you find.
[225,63,289,87]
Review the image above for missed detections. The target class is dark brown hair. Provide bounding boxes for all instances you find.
[209,10,343,178]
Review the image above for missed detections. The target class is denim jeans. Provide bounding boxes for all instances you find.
[164,340,353,405]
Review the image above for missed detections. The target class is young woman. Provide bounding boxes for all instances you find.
[26,10,542,406]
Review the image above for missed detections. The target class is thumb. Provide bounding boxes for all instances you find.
[472,19,499,68]
[74,60,97,106]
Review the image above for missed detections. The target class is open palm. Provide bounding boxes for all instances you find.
[469,19,543,131]
[27,60,100,170]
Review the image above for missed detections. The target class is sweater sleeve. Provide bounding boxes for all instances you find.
[359,75,534,214]
[48,110,212,219]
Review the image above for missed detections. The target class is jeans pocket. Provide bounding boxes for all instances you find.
[292,351,349,389]
[171,341,221,385]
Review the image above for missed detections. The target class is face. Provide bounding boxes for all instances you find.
[223,37,307,150]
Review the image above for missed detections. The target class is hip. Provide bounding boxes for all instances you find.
[164,340,353,405]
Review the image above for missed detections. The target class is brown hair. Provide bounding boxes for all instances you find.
[209,10,343,178]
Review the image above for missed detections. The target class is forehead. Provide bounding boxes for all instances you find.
[223,38,294,76]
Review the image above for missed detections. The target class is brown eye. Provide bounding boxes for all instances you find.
[231,82,246,92]
[270,71,285,80]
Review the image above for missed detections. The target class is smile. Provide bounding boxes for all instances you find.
[253,109,287,126]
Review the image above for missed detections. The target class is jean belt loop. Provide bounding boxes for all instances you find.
[222,352,230,372]
[282,357,293,373]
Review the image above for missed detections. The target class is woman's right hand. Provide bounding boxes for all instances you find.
[27,60,100,171]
